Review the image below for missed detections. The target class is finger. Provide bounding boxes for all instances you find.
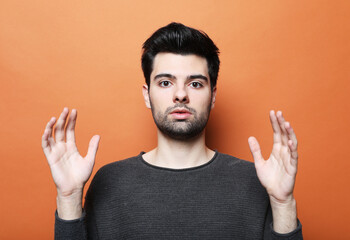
[43,117,56,140]
[286,122,299,167]
[42,117,56,155]
[65,109,77,143]
[276,111,289,146]
[248,136,265,167]
[285,121,298,149]
[285,121,298,168]
[54,107,69,142]
[269,110,282,144]
[85,135,100,163]
[288,140,298,167]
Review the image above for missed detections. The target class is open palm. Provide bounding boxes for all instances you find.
[248,110,298,203]
[42,108,100,197]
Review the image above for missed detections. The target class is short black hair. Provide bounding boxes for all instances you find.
[141,22,220,90]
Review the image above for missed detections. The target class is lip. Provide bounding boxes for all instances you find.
[170,108,191,114]
[170,108,192,119]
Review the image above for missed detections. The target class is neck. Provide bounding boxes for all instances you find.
[143,130,215,169]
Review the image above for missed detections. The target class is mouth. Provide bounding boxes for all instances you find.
[170,108,192,120]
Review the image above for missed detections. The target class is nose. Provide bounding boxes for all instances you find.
[173,84,189,104]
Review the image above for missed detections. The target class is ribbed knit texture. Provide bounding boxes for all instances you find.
[55,151,302,239]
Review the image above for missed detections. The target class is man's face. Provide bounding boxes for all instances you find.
[143,53,216,140]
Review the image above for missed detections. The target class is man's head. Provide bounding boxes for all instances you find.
[141,23,220,140]
[141,22,220,91]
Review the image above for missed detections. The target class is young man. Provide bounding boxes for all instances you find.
[42,23,303,239]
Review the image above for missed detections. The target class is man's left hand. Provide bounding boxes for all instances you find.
[248,110,298,204]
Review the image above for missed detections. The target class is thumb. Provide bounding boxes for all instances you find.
[248,136,264,166]
[85,135,100,163]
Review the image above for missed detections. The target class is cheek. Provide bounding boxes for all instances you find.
[189,90,212,108]
[150,89,172,110]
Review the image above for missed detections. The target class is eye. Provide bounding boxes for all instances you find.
[159,81,171,87]
[190,82,203,88]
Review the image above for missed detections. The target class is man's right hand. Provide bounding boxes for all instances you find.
[42,107,100,219]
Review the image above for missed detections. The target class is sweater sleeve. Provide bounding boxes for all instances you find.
[54,204,99,240]
[54,210,87,240]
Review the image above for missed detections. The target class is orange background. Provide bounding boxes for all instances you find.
[1,0,349,239]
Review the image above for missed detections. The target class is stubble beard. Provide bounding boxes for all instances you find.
[150,101,212,141]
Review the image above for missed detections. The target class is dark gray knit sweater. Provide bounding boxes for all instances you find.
[55,151,303,239]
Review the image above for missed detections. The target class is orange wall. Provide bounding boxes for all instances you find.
[1,0,349,239]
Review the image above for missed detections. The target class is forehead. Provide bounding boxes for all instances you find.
[151,53,209,78]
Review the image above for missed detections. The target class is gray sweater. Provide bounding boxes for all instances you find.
[55,151,303,239]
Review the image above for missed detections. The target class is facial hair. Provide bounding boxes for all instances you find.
[150,101,212,141]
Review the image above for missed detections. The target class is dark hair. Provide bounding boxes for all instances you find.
[141,22,220,90]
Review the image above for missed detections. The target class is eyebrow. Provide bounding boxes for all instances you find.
[154,73,175,80]
[154,73,208,82]
[188,74,208,82]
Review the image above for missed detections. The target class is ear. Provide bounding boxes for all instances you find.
[142,84,151,109]
[211,87,217,109]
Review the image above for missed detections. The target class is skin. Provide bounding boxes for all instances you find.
[42,53,298,233]
[42,108,100,219]
[248,110,298,233]
[142,53,217,169]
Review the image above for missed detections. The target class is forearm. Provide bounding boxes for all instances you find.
[57,190,84,220]
[270,196,298,234]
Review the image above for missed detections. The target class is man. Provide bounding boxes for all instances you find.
[42,23,303,239]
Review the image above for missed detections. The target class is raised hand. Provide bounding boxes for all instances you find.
[42,107,100,198]
[248,110,298,204]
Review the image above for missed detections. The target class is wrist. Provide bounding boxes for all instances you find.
[57,187,84,198]
[56,190,84,220]
[269,194,295,207]
[269,195,298,234]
